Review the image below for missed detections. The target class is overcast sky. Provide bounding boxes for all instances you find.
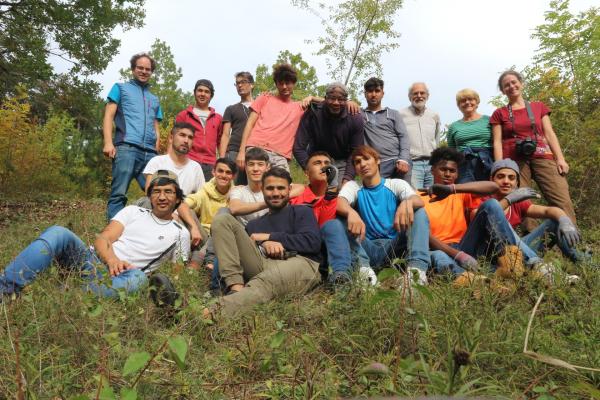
[86,0,594,127]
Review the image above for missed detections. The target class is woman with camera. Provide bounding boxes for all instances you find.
[490,70,576,229]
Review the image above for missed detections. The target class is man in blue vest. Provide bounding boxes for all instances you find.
[103,52,164,220]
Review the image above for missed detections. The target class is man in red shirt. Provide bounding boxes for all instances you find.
[488,159,584,264]
[175,79,223,181]
[291,151,357,286]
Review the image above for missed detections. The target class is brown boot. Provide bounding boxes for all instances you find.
[495,245,525,280]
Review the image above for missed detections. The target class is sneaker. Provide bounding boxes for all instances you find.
[496,245,525,280]
[149,273,179,308]
[327,271,352,290]
[407,267,428,286]
[358,266,378,286]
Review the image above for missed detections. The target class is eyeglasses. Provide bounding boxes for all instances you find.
[150,189,176,197]
[234,80,251,86]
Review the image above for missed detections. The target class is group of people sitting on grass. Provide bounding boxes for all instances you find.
[0,57,588,319]
[0,144,585,319]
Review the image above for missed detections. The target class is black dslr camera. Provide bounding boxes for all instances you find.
[515,137,537,157]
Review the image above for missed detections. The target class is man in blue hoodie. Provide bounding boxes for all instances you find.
[103,52,163,220]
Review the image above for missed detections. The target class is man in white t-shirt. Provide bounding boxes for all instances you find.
[0,170,190,303]
[143,122,205,195]
[228,147,271,225]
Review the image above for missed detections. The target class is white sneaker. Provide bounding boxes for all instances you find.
[358,266,378,286]
[407,267,428,286]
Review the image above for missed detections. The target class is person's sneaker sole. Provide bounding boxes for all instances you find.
[149,273,179,308]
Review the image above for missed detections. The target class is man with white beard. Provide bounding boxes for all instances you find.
[399,82,441,189]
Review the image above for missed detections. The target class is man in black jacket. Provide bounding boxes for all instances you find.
[209,167,322,317]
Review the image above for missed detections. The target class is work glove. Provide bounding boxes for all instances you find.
[557,216,580,247]
[454,251,478,270]
[505,187,540,205]
[419,184,455,202]
[322,165,339,189]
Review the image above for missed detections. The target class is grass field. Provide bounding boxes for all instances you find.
[0,195,599,399]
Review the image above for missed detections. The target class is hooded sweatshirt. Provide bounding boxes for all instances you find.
[184,178,232,230]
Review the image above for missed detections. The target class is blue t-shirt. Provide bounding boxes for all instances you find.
[339,178,415,240]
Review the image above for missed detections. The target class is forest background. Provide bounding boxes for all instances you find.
[0,0,599,398]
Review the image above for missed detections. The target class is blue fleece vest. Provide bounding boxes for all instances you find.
[108,80,162,151]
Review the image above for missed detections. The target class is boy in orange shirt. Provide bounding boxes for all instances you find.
[420,147,528,282]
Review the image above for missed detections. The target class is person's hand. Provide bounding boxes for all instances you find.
[103,143,116,159]
[347,210,366,241]
[454,251,478,270]
[418,184,454,202]
[396,160,410,174]
[236,151,246,171]
[300,96,314,109]
[323,165,339,189]
[107,258,133,276]
[346,100,360,115]
[250,233,270,242]
[189,226,202,247]
[394,199,414,231]
[262,241,285,259]
[557,216,580,247]
[556,158,569,175]
[505,187,540,205]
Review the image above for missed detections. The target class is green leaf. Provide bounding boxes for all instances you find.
[120,387,137,400]
[98,386,116,400]
[168,336,188,370]
[377,267,400,282]
[369,289,398,304]
[88,304,103,317]
[300,334,317,351]
[122,351,151,377]
[270,331,286,349]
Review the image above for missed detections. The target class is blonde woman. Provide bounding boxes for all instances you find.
[447,88,493,183]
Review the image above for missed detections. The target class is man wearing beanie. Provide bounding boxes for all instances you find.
[176,79,223,181]
[487,159,585,265]
[293,82,364,185]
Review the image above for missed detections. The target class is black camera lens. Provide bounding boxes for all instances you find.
[321,166,334,176]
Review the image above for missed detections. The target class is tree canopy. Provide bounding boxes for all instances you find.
[0,0,146,98]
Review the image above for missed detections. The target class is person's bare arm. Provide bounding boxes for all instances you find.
[143,174,152,194]
[526,204,565,221]
[394,195,424,232]
[492,124,503,161]
[429,235,460,259]
[102,103,118,158]
[420,182,499,202]
[336,196,365,241]
[176,202,202,247]
[236,111,259,170]
[219,121,231,157]
[228,198,267,216]
[541,115,569,175]
[94,220,130,276]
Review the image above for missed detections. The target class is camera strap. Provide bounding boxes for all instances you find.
[507,101,539,141]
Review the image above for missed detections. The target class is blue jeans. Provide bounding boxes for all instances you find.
[349,208,430,274]
[457,147,493,184]
[107,144,156,220]
[321,219,352,278]
[518,219,583,263]
[410,160,433,189]
[430,199,540,273]
[0,226,148,297]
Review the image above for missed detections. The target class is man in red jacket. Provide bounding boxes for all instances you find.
[175,79,223,181]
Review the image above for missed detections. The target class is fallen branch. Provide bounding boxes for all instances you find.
[523,292,600,372]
